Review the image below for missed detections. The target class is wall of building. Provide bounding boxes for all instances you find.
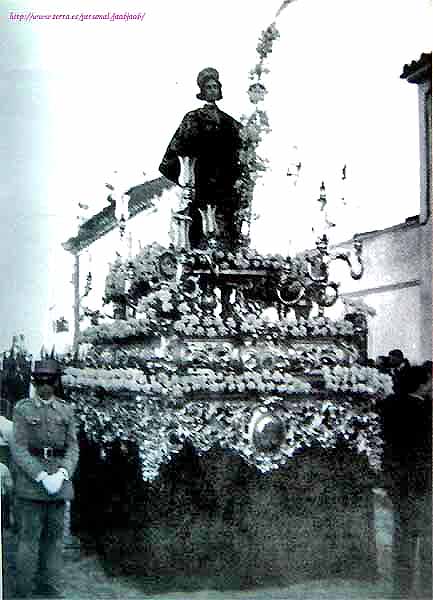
[419,218,432,361]
[334,219,429,364]
[417,75,432,363]
[334,54,432,365]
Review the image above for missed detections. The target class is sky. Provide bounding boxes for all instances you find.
[0,0,431,356]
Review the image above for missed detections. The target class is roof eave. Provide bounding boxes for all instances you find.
[400,52,432,84]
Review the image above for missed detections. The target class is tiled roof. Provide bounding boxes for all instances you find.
[62,176,175,254]
[401,52,431,84]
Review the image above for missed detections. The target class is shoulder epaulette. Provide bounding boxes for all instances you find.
[14,397,32,412]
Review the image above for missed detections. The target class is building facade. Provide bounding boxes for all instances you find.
[337,53,432,363]
[62,177,177,352]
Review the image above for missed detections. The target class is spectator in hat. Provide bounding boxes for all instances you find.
[388,349,411,393]
[159,67,244,249]
[380,364,432,599]
[10,358,79,599]
[375,355,390,373]
[422,359,432,373]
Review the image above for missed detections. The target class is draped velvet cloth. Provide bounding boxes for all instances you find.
[159,104,242,248]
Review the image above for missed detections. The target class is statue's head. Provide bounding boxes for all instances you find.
[196,67,222,102]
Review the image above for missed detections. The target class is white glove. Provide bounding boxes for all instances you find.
[41,470,65,495]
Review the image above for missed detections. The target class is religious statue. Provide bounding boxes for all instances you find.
[159,68,244,249]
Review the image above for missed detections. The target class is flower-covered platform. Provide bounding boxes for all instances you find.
[64,240,392,588]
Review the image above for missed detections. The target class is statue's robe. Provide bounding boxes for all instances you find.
[159,104,242,248]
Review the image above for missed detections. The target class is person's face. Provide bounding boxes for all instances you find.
[418,375,432,398]
[34,379,56,400]
[388,354,402,368]
[203,79,219,103]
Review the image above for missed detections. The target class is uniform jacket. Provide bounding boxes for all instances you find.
[10,395,79,501]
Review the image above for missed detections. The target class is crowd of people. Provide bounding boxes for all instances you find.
[0,350,431,599]
[376,349,432,599]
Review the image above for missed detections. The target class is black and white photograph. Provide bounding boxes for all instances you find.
[0,0,431,598]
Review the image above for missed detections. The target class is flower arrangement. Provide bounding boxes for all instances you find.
[67,0,384,485]
[79,317,156,344]
[323,365,393,397]
[342,297,377,318]
[136,280,198,322]
[104,256,127,301]
[128,242,169,290]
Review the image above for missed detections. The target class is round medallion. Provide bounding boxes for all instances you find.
[252,413,286,452]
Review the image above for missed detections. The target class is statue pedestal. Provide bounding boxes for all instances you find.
[73,442,377,591]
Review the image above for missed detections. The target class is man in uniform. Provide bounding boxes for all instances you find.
[10,358,79,598]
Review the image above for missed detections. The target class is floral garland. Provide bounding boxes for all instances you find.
[80,310,354,344]
[234,22,281,231]
[108,243,308,282]
[173,314,356,339]
[182,245,302,272]
[323,365,393,397]
[234,3,309,237]
[68,389,383,481]
[63,364,391,401]
[234,0,300,237]
[63,366,313,397]
[80,311,356,345]
[82,342,171,371]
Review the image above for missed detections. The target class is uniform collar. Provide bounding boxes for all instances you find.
[34,395,58,409]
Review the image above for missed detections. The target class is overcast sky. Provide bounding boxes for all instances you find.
[0,0,431,356]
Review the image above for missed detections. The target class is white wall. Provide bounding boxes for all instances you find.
[336,221,430,363]
[364,286,422,363]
